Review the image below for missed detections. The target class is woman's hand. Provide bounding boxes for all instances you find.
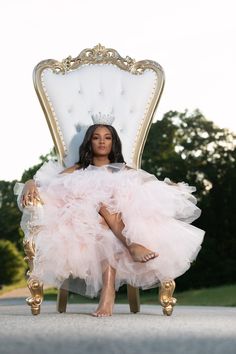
[21,179,43,207]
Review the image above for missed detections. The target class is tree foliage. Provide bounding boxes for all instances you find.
[0,239,26,285]
[21,150,56,182]
[142,110,236,290]
[0,180,23,251]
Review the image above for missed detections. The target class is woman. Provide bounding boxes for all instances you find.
[19,124,204,317]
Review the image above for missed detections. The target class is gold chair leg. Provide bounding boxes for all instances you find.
[159,280,177,316]
[57,284,69,313]
[23,238,43,315]
[26,277,44,315]
[127,285,140,313]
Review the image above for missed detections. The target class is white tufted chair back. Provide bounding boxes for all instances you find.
[34,44,165,168]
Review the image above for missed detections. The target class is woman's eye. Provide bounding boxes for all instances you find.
[92,135,111,140]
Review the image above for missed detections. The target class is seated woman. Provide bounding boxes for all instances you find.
[19,123,205,317]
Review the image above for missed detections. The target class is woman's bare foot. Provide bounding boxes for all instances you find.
[92,285,115,317]
[92,265,116,317]
[128,243,159,263]
[99,206,158,263]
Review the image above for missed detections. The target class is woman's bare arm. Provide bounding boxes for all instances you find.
[60,164,80,174]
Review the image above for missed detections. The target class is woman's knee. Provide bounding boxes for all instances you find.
[99,204,110,217]
[99,205,124,230]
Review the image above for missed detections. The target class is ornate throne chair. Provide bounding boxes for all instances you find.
[22,44,176,315]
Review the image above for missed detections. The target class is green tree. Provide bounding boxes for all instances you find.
[142,110,236,290]
[0,239,26,286]
[0,180,23,251]
[21,150,56,182]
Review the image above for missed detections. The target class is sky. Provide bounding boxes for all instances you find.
[0,0,235,181]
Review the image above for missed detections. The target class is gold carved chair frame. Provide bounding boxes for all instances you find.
[23,44,176,315]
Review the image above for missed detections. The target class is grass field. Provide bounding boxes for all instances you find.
[43,284,236,306]
[0,279,27,296]
[1,280,235,307]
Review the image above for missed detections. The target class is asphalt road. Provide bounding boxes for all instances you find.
[0,299,236,354]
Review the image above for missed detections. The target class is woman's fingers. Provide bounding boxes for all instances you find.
[21,188,43,207]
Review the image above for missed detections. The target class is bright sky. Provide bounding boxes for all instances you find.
[0,0,235,181]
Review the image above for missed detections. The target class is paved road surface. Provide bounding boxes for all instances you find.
[0,299,235,354]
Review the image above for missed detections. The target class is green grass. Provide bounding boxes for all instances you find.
[44,288,128,304]
[43,284,236,307]
[175,284,236,306]
[0,278,27,296]
[1,280,235,307]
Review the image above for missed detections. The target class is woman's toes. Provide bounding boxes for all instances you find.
[143,252,159,262]
[129,243,159,263]
[92,310,111,317]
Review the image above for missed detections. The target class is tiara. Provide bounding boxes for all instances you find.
[90,112,115,125]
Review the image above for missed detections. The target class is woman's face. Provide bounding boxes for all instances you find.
[91,126,112,157]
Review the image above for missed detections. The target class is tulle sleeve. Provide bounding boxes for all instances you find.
[33,160,64,187]
[13,182,25,211]
[13,160,64,211]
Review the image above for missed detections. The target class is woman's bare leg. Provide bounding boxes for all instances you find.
[99,205,159,263]
[92,265,116,317]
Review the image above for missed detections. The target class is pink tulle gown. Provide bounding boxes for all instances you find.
[17,161,205,298]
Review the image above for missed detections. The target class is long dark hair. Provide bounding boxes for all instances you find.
[77,124,125,169]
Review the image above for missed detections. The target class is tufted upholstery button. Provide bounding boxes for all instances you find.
[68,107,73,113]
[75,123,81,132]
[120,89,125,95]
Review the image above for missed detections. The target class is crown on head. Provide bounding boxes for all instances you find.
[90,111,115,125]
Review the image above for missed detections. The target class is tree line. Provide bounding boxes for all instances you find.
[0,110,235,291]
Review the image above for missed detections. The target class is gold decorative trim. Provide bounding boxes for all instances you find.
[159,280,177,316]
[33,44,165,168]
[51,43,146,75]
[26,277,43,315]
[23,238,44,315]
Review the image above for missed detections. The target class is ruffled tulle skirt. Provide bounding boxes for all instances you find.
[17,161,205,298]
